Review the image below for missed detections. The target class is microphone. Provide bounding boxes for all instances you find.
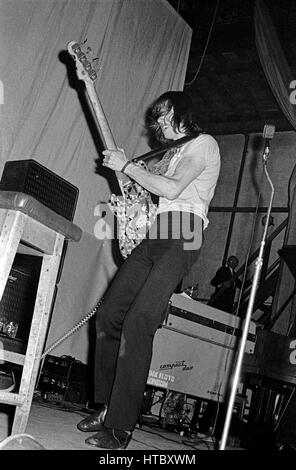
[262,124,275,161]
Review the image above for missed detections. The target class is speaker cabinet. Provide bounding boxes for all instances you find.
[0,254,41,343]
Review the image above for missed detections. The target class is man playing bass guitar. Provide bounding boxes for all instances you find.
[77,90,221,450]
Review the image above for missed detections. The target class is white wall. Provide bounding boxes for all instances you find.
[0,0,192,362]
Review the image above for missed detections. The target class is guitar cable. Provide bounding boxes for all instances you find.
[40,296,104,360]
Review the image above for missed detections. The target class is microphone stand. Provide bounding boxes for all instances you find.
[219,141,274,450]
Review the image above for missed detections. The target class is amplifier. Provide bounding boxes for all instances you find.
[38,355,88,404]
[0,254,41,342]
[243,330,296,385]
[0,159,79,221]
[148,294,257,402]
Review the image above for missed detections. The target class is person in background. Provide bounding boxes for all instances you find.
[209,255,242,313]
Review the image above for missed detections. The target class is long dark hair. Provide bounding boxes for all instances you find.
[146,91,203,144]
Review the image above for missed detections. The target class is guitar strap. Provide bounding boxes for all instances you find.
[132,134,196,164]
[150,146,180,175]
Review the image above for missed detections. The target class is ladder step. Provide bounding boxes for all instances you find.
[0,391,24,406]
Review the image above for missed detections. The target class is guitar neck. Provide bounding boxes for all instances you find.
[85,82,129,192]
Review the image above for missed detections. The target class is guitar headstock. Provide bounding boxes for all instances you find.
[67,41,97,84]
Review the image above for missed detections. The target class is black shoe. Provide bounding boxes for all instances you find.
[77,404,107,432]
[85,428,132,450]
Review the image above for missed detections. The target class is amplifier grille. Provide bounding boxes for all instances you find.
[0,159,79,221]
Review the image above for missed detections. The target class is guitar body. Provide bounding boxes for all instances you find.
[67,41,157,258]
[109,178,158,259]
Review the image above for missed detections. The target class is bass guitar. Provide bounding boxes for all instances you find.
[67,41,157,258]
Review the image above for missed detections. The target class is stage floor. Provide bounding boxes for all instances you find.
[0,398,241,452]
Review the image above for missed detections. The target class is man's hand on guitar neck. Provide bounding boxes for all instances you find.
[103,148,130,173]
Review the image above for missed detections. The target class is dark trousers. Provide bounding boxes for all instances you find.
[94,227,201,431]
